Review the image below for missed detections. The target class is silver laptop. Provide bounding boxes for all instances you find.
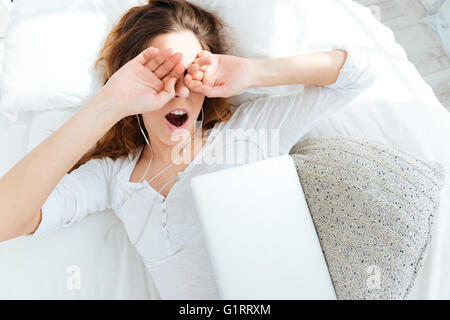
[190,155,336,300]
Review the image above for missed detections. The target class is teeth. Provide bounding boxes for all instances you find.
[170,110,186,115]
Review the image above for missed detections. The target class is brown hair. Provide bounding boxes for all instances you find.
[70,0,232,172]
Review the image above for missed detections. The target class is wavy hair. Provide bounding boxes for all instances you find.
[70,0,232,172]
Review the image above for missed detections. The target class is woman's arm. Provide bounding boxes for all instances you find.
[0,91,119,242]
[247,50,348,88]
[0,46,185,242]
[184,48,348,96]
[201,46,376,155]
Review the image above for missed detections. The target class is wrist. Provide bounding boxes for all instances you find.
[84,87,124,124]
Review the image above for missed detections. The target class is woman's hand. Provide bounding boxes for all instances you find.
[103,47,186,119]
[184,51,252,98]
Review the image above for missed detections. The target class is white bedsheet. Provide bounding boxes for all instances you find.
[0,0,449,299]
[0,209,159,299]
[299,1,450,299]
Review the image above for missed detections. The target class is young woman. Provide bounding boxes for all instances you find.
[0,0,375,299]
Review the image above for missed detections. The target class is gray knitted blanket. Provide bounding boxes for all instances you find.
[290,136,445,300]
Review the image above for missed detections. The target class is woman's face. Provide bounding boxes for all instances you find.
[142,31,206,147]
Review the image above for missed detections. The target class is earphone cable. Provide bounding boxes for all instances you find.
[133,107,204,246]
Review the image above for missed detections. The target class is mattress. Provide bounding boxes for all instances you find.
[0,0,449,299]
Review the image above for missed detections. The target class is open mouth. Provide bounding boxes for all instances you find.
[165,109,189,128]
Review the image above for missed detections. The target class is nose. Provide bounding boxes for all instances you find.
[174,75,190,99]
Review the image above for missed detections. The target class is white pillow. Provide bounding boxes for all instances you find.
[0,0,146,121]
[0,111,30,177]
[0,0,305,121]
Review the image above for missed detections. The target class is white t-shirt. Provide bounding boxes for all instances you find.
[30,45,375,299]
